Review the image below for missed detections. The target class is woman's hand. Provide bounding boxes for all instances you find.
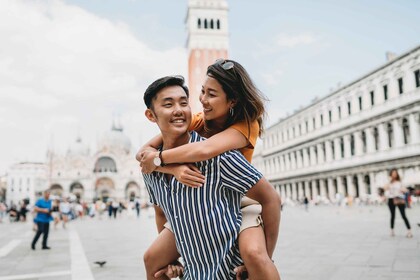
[139,150,159,174]
[234,265,248,280]
[172,164,205,188]
[154,263,184,279]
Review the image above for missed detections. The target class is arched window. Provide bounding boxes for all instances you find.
[373,127,379,151]
[387,123,393,148]
[216,19,220,29]
[402,118,410,144]
[197,18,201,29]
[361,131,367,153]
[204,19,208,29]
[210,19,214,29]
[94,156,117,173]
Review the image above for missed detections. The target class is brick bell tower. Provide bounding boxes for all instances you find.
[186,0,230,113]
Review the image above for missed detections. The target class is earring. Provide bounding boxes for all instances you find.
[229,107,234,116]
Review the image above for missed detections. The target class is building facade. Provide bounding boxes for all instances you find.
[186,0,229,112]
[6,162,47,206]
[254,46,420,203]
[6,122,146,206]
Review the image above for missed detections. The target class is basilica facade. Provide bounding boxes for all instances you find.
[6,122,145,205]
[253,45,420,203]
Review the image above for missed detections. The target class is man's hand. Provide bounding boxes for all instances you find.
[154,263,184,279]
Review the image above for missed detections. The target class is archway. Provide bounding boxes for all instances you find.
[125,182,140,201]
[70,182,84,200]
[49,184,64,197]
[95,177,115,202]
[94,156,117,173]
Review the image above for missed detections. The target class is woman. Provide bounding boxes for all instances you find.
[138,59,280,279]
[384,169,412,238]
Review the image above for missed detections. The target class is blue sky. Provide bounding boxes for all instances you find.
[0,0,419,174]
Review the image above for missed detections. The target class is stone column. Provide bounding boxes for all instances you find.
[354,131,363,156]
[304,181,311,199]
[297,151,303,169]
[344,135,352,158]
[378,123,388,151]
[327,177,335,201]
[310,146,317,166]
[357,174,366,199]
[346,175,355,197]
[334,138,341,160]
[392,118,404,148]
[319,179,327,198]
[325,140,333,162]
[312,179,319,198]
[409,113,420,144]
[291,182,298,200]
[337,176,344,196]
[286,184,292,199]
[298,182,304,200]
[303,148,309,167]
[317,143,325,164]
[365,127,375,153]
[280,185,286,199]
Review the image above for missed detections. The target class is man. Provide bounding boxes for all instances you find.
[31,190,53,250]
[141,76,281,279]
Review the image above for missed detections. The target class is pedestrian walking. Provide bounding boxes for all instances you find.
[31,190,53,250]
[383,168,412,238]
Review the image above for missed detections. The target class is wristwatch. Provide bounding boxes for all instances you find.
[153,150,165,167]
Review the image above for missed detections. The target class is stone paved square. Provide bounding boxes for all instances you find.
[0,204,419,279]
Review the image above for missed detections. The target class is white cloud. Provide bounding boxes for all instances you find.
[276,33,316,48]
[0,0,187,173]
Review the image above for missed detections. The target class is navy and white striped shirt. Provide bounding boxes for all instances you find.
[143,131,262,280]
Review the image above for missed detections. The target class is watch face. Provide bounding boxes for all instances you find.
[153,156,161,166]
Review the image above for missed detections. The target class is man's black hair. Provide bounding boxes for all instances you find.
[143,75,189,109]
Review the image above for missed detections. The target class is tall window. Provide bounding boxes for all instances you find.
[305,121,308,132]
[320,114,324,126]
[210,19,214,29]
[373,127,379,151]
[313,117,316,129]
[204,19,208,29]
[402,118,410,144]
[383,85,388,101]
[387,123,393,148]
[347,102,351,115]
[361,131,367,153]
[340,137,344,158]
[358,96,362,111]
[398,77,404,94]
[415,70,420,88]
[350,135,355,156]
[338,106,342,119]
[314,146,318,163]
[197,18,201,28]
[331,140,335,158]
[322,142,326,160]
[328,110,332,122]
[216,19,221,29]
[370,91,375,106]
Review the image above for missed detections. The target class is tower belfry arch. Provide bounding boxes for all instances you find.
[186,0,230,112]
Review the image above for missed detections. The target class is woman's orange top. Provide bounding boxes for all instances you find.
[188,112,259,162]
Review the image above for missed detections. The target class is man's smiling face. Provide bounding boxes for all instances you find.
[145,85,191,137]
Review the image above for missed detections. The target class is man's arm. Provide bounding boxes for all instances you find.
[153,205,167,233]
[245,177,281,258]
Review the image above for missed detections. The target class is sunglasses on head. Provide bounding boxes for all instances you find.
[215,58,234,70]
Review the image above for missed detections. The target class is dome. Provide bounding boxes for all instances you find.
[67,137,90,157]
[97,121,131,154]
